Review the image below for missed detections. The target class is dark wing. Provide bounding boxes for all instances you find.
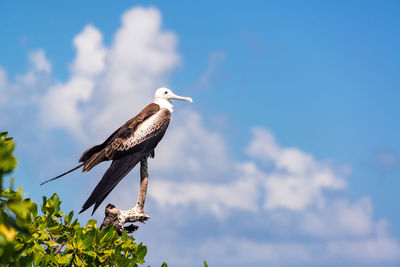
[79,109,171,215]
[81,103,161,172]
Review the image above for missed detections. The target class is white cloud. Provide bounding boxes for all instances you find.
[151,109,231,180]
[71,25,107,76]
[109,7,178,78]
[0,50,53,114]
[41,76,95,136]
[247,127,346,211]
[89,7,179,137]
[29,50,52,74]
[39,25,105,136]
[148,126,347,215]
[263,169,345,211]
[150,174,260,219]
[299,198,374,238]
[327,220,400,263]
[247,127,317,174]
[0,67,6,88]
[0,67,7,105]
[13,49,53,88]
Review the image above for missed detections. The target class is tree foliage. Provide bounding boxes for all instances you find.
[1,190,149,266]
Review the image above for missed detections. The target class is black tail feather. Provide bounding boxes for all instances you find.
[40,163,84,186]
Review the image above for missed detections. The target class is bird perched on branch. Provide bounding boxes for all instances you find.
[41,88,193,215]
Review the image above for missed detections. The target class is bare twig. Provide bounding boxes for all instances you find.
[136,158,149,213]
[100,157,150,235]
[54,242,66,255]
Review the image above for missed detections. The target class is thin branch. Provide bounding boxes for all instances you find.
[54,242,66,255]
[100,157,150,234]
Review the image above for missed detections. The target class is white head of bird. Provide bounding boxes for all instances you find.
[153,87,193,112]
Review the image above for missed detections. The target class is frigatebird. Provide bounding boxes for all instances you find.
[41,88,193,215]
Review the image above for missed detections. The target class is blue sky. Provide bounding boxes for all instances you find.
[1,1,400,266]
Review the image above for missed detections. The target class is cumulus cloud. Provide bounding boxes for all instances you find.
[29,50,52,74]
[299,198,374,238]
[40,25,105,136]
[71,25,107,76]
[151,109,231,180]
[41,76,96,136]
[150,171,260,219]
[0,67,7,105]
[147,126,347,216]
[0,49,53,116]
[12,50,53,88]
[247,127,346,211]
[90,7,179,138]
[326,220,400,263]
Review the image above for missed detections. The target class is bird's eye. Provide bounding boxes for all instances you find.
[164,91,168,94]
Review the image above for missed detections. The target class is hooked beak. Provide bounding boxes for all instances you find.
[170,93,193,103]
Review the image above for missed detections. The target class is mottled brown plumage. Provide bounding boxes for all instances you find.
[79,103,164,172]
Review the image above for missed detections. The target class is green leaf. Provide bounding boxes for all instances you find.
[44,254,53,266]
[33,243,45,253]
[161,262,168,267]
[64,211,74,225]
[99,225,114,245]
[76,239,84,250]
[0,189,16,198]
[74,254,83,266]
[121,230,128,242]
[103,249,114,256]
[82,250,97,258]
[33,252,42,266]
[86,219,97,228]
[0,132,17,175]
[57,254,73,265]
[29,202,38,218]
[14,242,24,251]
[136,244,147,260]
[46,241,59,246]
[82,234,93,249]
[204,260,209,267]
[50,194,61,215]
